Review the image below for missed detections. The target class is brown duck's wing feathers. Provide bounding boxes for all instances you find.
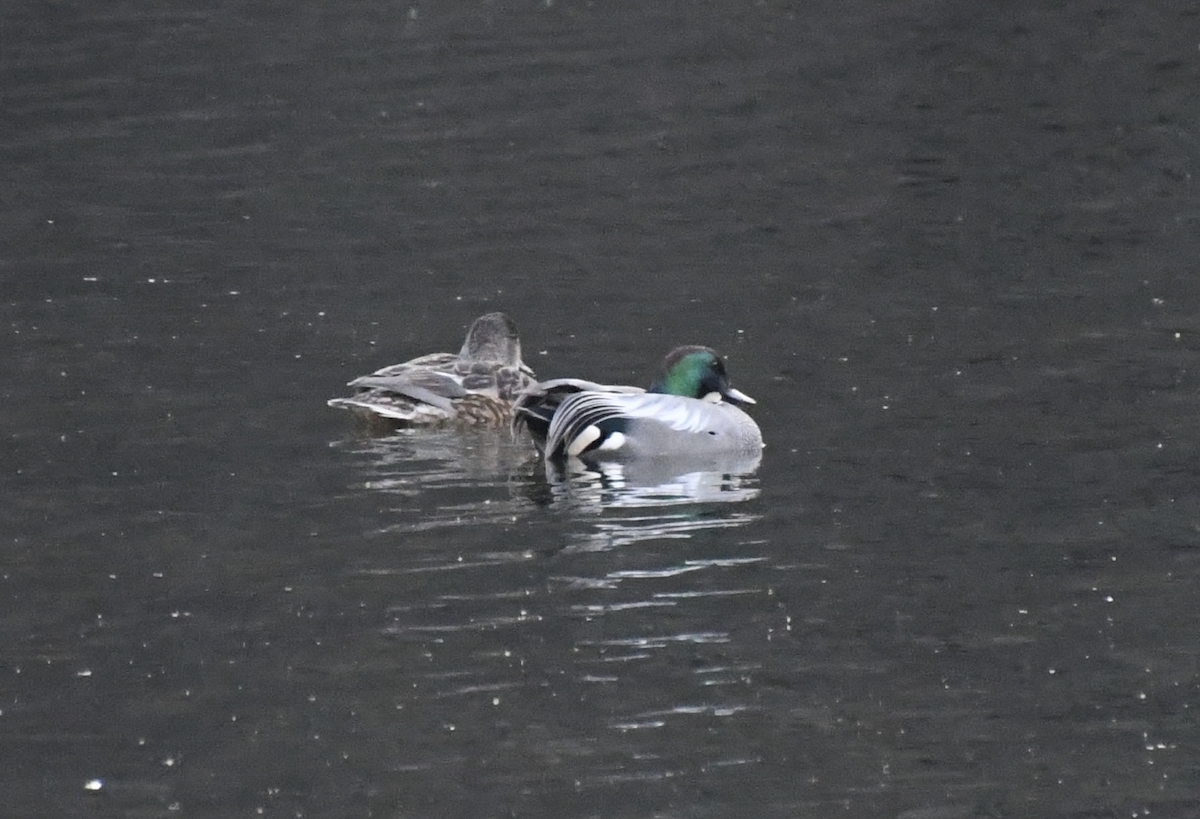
[362,352,458,379]
[348,367,468,401]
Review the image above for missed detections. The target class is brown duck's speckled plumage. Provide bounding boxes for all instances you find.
[328,312,536,431]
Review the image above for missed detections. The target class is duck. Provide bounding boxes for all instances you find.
[513,345,763,461]
[328,312,537,429]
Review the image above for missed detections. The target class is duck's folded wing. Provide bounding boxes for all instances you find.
[346,370,467,413]
[548,393,722,457]
[544,391,643,456]
[363,352,457,378]
[513,379,644,447]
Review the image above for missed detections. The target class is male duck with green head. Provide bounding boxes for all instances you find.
[514,345,764,461]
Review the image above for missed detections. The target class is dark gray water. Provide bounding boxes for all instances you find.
[4,1,1200,816]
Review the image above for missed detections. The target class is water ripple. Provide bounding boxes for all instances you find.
[334,428,772,791]
[330,429,538,533]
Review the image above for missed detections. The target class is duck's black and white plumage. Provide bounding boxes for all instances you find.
[514,346,763,461]
[329,312,536,430]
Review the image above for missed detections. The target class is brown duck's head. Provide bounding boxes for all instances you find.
[459,312,523,365]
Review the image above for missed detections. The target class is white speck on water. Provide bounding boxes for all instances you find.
[84,779,102,791]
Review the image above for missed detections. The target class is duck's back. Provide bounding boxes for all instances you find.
[620,395,763,458]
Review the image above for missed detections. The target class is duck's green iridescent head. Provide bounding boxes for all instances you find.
[649,345,756,405]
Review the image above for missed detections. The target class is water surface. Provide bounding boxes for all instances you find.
[3,0,1200,816]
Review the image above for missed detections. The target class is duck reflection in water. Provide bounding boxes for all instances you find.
[541,450,762,509]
